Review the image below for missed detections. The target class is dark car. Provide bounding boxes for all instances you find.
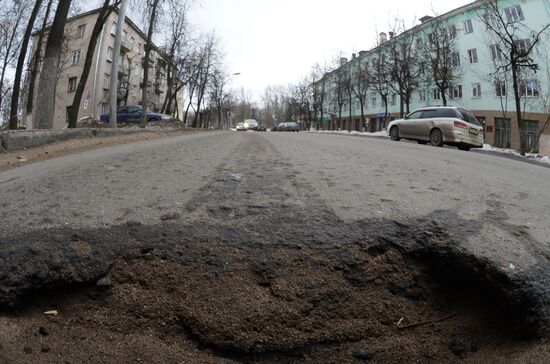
[100,105,170,123]
[271,123,280,131]
[285,121,300,132]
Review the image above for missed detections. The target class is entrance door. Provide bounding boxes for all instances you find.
[522,120,539,153]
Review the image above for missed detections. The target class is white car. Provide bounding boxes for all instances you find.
[243,119,258,131]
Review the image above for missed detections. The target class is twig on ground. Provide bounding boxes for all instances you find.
[396,313,457,330]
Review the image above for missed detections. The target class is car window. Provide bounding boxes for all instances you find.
[437,109,460,118]
[459,109,482,126]
[117,107,128,114]
[421,110,437,119]
[406,111,423,119]
[128,107,140,113]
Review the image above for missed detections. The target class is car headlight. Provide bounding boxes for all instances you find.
[244,123,249,128]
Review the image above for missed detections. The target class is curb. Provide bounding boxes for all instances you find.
[0,128,175,153]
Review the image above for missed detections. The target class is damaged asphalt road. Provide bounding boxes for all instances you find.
[1,131,549,362]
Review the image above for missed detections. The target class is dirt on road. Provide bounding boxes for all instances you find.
[1,133,548,363]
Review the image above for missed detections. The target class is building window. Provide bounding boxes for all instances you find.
[451,85,463,99]
[107,47,113,61]
[463,19,473,34]
[445,25,457,39]
[111,21,117,35]
[415,37,422,50]
[101,102,109,114]
[495,80,506,96]
[448,52,460,68]
[519,79,540,97]
[418,89,426,102]
[76,24,86,38]
[390,94,397,105]
[68,77,77,92]
[484,12,498,28]
[505,5,524,23]
[372,97,377,107]
[71,50,81,64]
[468,48,478,64]
[515,38,532,55]
[103,73,110,89]
[432,88,441,100]
[490,44,503,61]
[522,120,539,153]
[494,118,512,148]
[472,83,481,98]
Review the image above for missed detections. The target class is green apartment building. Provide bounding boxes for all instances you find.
[315,0,550,155]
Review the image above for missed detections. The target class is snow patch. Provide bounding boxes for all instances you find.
[481,144,550,165]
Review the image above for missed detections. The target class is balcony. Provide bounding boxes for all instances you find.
[120,37,133,53]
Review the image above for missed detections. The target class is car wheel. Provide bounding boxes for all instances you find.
[390,126,400,141]
[458,145,471,151]
[430,129,443,147]
[417,140,428,145]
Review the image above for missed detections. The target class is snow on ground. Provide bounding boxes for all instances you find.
[480,144,550,165]
[308,129,389,137]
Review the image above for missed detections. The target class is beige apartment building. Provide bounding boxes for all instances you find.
[25,8,174,129]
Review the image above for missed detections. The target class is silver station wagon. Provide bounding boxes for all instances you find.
[387,106,484,151]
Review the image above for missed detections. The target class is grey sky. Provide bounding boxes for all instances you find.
[191,0,474,98]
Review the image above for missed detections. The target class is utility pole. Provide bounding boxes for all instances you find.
[108,0,128,128]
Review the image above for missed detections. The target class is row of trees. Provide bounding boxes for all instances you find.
[0,0,230,130]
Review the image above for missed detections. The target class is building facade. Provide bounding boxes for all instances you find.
[316,0,550,155]
[25,8,173,129]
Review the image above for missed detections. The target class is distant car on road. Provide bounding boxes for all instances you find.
[236,122,246,131]
[244,119,258,131]
[270,123,279,132]
[257,125,267,131]
[387,106,484,151]
[100,105,172,123]
[284,121,300,132]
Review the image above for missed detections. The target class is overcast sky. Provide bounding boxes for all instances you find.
[190,0,474,98]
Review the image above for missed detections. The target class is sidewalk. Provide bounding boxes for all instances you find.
[307,129,550,168]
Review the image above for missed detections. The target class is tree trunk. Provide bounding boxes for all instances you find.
[140,0,161,128]
[511,59,525,155]
[68,0,114,128]
[441,86,447,106]
[9,0,43,130]
[35,0,72,129]
[26,0,54,122]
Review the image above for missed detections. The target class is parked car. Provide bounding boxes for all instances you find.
[270,123,279,131]
[285,121,300,132]
[236,122,246,131]
[387,106,484,151]
[244,119,258,131]
[100,105,171,123]
[257,125,267,131]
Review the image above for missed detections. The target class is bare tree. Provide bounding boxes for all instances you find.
[191,33,217,128]
[332,66,349,131]
[208,65,230,129]
[476,0,550,155]
[34,0,72,129]
[25,0,54,126]
[67,0,119,128]
[8,0,43,129]
[140,0,162,128]
[350,56,370,131]
[0,0,29,124]
[421,16,462,107]
[369,49,391,132]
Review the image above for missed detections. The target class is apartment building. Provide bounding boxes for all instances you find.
[316,0,550,155]
[25,7,172,129]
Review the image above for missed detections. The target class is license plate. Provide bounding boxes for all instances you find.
[469,127,479,135]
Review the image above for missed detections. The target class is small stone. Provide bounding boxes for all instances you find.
[38,326,49,336]
[23,347,32,354]
[353,350,375,361]
[160,212,180,221]
[41,345,51,353]
[96,277,112,288]
[449,340,468,359]
[44,310,58,316]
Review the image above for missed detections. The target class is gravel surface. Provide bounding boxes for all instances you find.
[1,131,549,362]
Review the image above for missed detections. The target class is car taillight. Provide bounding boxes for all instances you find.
[454,120,468,129]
